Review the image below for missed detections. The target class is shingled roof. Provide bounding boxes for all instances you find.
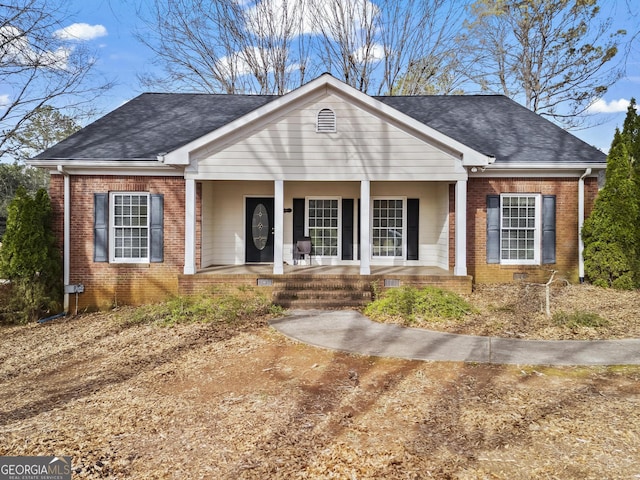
[35,93,277,161]
[36,90,606,165]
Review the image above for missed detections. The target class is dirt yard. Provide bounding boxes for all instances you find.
[1,284,640,479]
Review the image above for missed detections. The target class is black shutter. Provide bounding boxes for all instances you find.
[542,195,556,264]
[407,198,419,260]
[150,194,164,263]
[342,199,354,260]
[94,193,108,262]
[486,195,500,264]
[293,198,305,244]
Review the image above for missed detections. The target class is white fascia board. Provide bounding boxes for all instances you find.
[28,159,184,176]
[164,74,493,167]
[185,171,469,181]
[475,163,606,178]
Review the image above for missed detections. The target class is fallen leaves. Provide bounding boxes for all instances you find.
[1,290,640,478]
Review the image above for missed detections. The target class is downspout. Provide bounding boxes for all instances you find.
[57,165,70,312]
[578,168,592,283]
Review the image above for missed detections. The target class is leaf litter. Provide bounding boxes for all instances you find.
[1,285,640,479]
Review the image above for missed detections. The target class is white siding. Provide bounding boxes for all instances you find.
[201,181,273,266]
[371,182,449,268]
[200,180,449,269]
[192,92,465,181]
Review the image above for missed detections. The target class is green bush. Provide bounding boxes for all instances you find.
[552,310,608,329]
[126,287,284,327]
[364,286,474,324]
[0,187,62,323]
[582,99,640,289]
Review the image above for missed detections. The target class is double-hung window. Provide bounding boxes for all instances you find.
[487,193,556,266]
[372,198,405,258]
[500,194,540,264]
[110,192,150,263]
[307,198,340,257]
[94,191,164,264]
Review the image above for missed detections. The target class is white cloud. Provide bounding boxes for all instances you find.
[0,25,30,63]
[587,98,631,114]
[54,23,107,41]
[0,25,70,69]
[352,43,385,63]
[41,46,72,70]
[216,48,257,77]
[217,46,308,79]
[245,0,379,39]
[0,94,10,109]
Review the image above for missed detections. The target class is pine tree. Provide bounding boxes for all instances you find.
[0,187,62,322]
[582,99,640,289]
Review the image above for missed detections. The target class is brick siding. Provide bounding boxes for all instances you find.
[49,175,598,310]
[50,175,187,310]
[466,177,598,284]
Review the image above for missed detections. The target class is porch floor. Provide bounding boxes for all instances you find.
[196,264,454,276]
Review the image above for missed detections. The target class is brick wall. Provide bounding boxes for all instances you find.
[48,174,599,310]
[49,175,187,310]
[466,177,599,284]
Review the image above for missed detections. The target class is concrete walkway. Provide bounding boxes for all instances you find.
[270,310,640,366]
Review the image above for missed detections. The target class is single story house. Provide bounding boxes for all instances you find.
[30,74,605,311]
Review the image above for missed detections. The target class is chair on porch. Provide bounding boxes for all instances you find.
[294,237,312,265]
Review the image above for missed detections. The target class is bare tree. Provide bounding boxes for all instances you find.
[375,0,467,95]
[242,0,313,94]
[0,0,111,160]
[138,0,313,95]
[309,0,380,93]
[137,0,245,93]
[138,0,468,96]
[307,0,467,95]
[458,0,625,129]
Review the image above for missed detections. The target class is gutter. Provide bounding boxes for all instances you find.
[578,168,592,283]
[57,165,70,312]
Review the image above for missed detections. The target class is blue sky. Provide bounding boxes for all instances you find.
[60,0,640,153]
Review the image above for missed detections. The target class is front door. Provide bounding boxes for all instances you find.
[245,197,275,263]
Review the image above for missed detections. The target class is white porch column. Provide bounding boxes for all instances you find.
[184,178,196,275]
[454,179,468,276]
[360,180,371,275]
[273,180,284,274]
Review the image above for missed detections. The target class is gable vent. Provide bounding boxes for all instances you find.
[317,108,336,133]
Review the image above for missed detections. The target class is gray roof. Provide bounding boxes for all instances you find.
[36,93,277,160]
[376,95,606,164]
[36,91,606,165]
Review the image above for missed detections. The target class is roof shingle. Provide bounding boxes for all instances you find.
[36,91,606,165]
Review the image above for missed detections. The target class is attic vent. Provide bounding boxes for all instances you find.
[317,108,336,133]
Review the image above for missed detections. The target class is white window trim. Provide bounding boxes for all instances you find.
[109,192,150,264]
[499,193,541,266]
[371,196,406,260]
[305,196,342,259]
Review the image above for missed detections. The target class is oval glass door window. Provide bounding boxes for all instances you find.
[251,203,269,251]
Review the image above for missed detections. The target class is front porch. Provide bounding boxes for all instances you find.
[178,265,472,309]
